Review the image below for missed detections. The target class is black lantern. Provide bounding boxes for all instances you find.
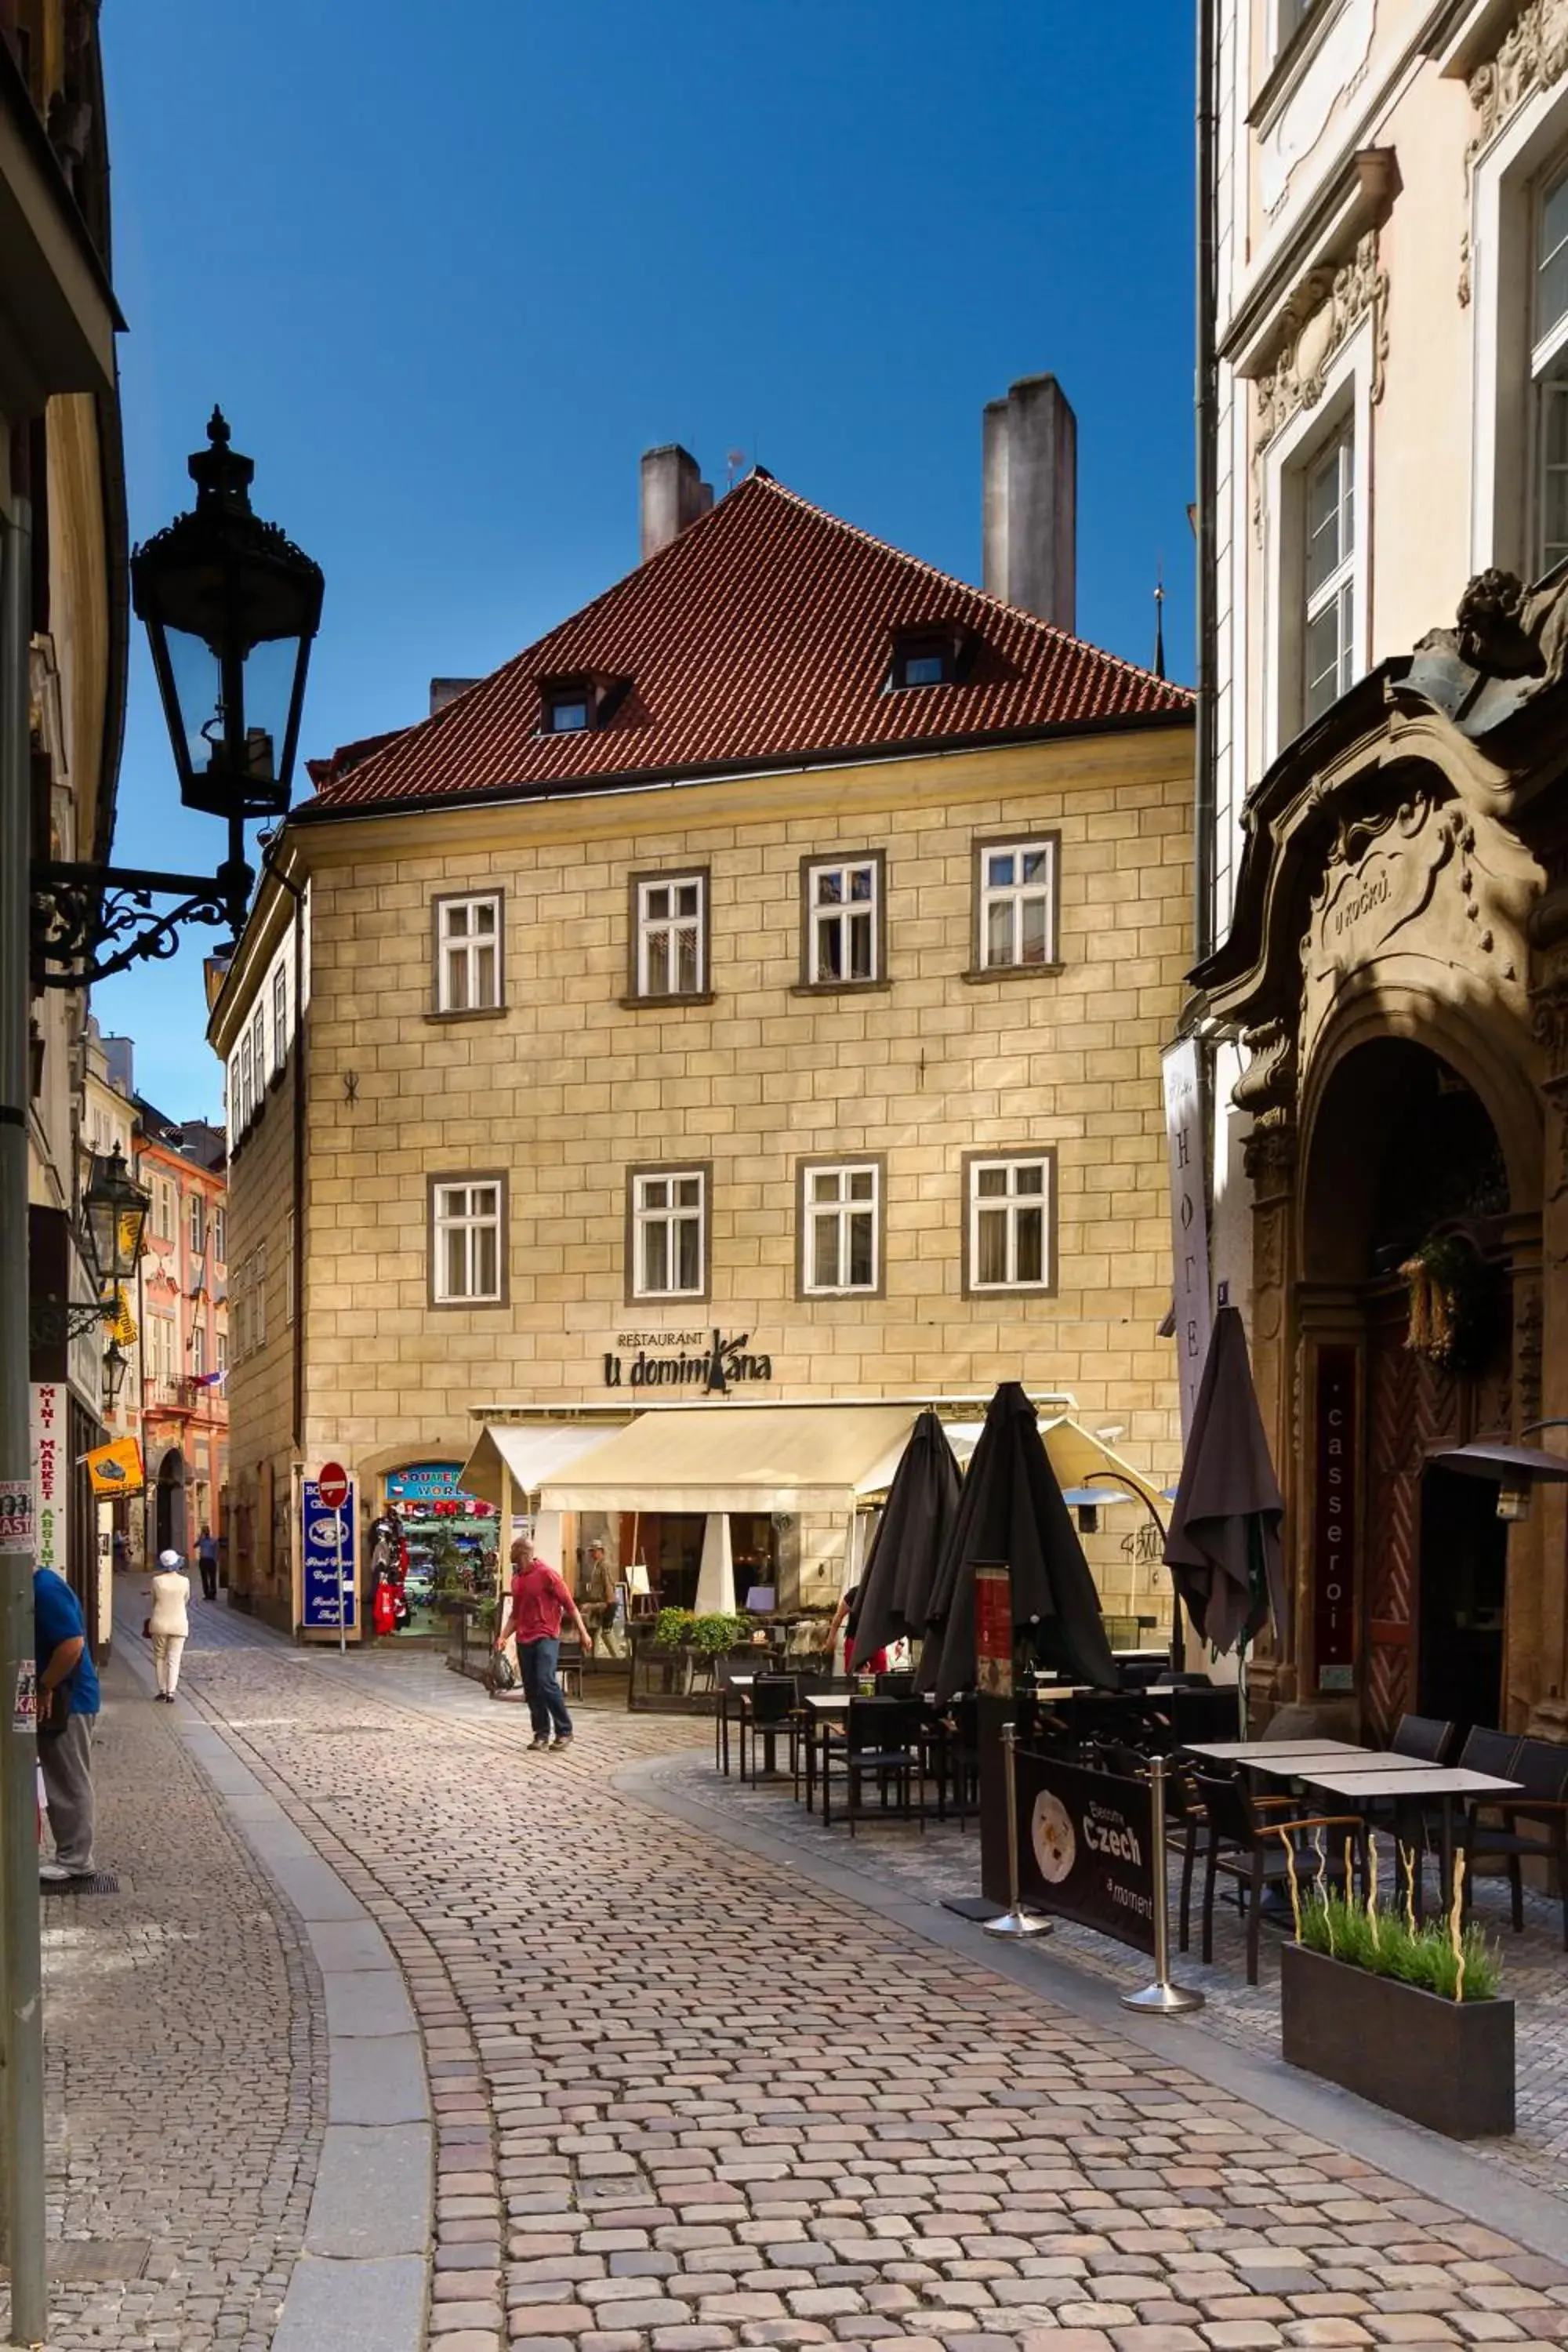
[132,409,324,823]
[101,1341,131,1410]
[31,410,324,987]
[82,1146,150,1296]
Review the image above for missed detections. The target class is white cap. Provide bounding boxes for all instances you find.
[158,1548,183,1569]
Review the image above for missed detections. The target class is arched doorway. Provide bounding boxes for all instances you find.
[1301,1040,1515,1737]
[154,1447,189,1559]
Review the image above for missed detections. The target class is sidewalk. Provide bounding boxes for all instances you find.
[1,1646,325,2351]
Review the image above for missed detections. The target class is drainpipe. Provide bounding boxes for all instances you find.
[1193,0,1220,966]
[1,438,49,2347]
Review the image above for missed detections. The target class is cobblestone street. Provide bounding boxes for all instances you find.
[9,1590,1568,2352]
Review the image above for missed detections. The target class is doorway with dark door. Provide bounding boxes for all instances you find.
[1417,1462,1507,1731]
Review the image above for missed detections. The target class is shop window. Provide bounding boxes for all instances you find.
[434,892,503,1014]
[430,1177,506,1305]
[975,836,1058,971]
[1304,422,1355,722]
[629,1166,708,1301]
[632,871,707,999]
[800,851,884,988]
[800,1160,880,1295]
[964,1152,1055,1295]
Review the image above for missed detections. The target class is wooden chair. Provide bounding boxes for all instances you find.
[1191,1767,1370,1986]
[1462,1735,1568,1948]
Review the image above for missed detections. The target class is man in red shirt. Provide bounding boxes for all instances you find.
[495,1534,591,1751]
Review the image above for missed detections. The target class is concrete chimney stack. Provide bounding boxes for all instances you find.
[981,375,1076,633]
[641,445,715,561]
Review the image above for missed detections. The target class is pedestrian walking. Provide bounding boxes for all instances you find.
[146,1548,191,1701]
[196,1522,220,1601]
[33,1563,100,1884]
[578,1537,615,1655]
[493,1534,591,1751]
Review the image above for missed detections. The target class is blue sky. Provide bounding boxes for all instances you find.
[96,0,1195,1116]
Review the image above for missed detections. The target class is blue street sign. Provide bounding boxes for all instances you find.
[302,1479,357,1630]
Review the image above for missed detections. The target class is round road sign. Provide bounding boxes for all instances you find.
[317,1461,350,1509]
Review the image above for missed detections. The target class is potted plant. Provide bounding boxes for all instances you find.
[1278,1844,1512,2139]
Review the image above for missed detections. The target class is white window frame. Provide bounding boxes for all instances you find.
[804,854,881,986]
[216,1327,229,1377]
[1302,422,1356,724]
[431,1180,504,1305]
[435,893,503,1014]
[966,1153,1054,1294]
[1468,79,1568,576]
[228,1053,241,1141]
[212,1206,226,1265]
[977,837,1058,971]
[630,1167,707,1301]
[271,963,289,1071]
[1260,324,1370,765]
[191,1318,205,1379]
[250,1006,267,1098]
[238,1035,254,1133]
[800,1161,880,1297]
[635,873,706,998]
[190,1192,205,1256]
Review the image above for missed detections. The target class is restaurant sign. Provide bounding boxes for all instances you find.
[602,1328,773,1392]
[1014,1747,1156,1957]
[1313,1345,1357,1693]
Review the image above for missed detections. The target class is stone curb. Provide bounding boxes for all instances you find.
[117,1635,433,2350]
[617,1752,1568,2267]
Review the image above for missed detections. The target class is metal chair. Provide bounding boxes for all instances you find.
[822,1697,925,1833]
[1391,1713,1457,1764]
[558,1639,585,1700]
[738,1675,799,1784]
[1191,1767,1369,1986]
[1462,1735,1568,1947]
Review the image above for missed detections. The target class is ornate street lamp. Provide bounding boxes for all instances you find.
[31,409,323,985]
[101,1340,131,1410]
[57,1145,151,1341]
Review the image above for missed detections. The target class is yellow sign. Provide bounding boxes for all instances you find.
[107,1287,137,1346]
[86,1436,144,1496]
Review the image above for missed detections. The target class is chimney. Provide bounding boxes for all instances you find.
[981,375,1076,632]
[641,445,714,561]
[429,677,478,717]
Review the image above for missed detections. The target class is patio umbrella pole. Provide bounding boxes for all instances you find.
[1120,1756,1205,2013]
[983,1721,1051,1939]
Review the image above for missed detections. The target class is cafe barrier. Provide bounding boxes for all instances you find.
[1010,1741,1205,2015]
[982,1721,1052,1940]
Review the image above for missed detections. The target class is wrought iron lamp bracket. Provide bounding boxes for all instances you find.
[30,852,252,988]
[29,1298,116,1348]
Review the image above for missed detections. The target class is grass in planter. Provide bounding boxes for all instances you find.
[1284,1837,1502,2002]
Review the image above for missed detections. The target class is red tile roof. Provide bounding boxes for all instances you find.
[298,470,1190,818]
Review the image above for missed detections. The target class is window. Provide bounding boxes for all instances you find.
[191,1319,205,1379]
[1304,423,1355,722]
[212,1206,226,1265]
[1534,162,1568,570]
[430,1178,505,1305]
[152,1178,173,1244]
[250,1006,267,1098]
[216,1328,229,1377]
[802,853,883,987]
[546,693,589,732]
[976,837,1058,971]
[800,1161,880,1296]
[1275,0,1320,50]
[190,1192,205,1255]
[271,964,289,1071]
[633,872,706,998]
[964,1152,1055,1294]
[434,892,503,1014]
[629,1167,707,1301]
[255,1243,267,1346]
[228,1053,241,1135]
[239,1035,254,1133]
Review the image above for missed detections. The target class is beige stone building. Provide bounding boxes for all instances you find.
[212,423,1194,1639]
[1194,0,1568,1739]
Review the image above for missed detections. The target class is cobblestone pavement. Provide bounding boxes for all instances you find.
[648,1747,1568,2197]
[0,1642,324,2351]
[69,1594,1568,2352]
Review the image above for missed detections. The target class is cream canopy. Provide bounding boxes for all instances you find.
[456,1418,628,1508]
[536,1402,924,1516]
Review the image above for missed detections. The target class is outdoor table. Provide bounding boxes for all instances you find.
[1238,1747,1420,1781]
[1301,1763,1523,1921]
[1185,1737,1370,1762]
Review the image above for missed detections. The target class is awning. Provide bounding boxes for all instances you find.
[538,1403,924,1516]
[457,1420,626,1509]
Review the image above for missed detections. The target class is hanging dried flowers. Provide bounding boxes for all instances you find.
[1399,1235,1498,1374]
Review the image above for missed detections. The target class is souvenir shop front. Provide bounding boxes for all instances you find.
[369,1460,499,1639]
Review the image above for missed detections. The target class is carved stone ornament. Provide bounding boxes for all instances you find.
[1243,1110,1298,1191]
[1233,1017,1299,1120]
[1465,5,1568,299]
[1530,971,1568,1084]
[1253,232,1388,542]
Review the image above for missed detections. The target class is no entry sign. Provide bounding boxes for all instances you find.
[317,1461,349,1510]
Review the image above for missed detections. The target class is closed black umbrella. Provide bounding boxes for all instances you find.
[849,1410,962,1669]
[920,1382,1117,1700]
[1163,1305,1285,1655]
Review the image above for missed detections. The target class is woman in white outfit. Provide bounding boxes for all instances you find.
[146,1548,191,1701]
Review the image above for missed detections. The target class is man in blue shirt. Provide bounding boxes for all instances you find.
[34,1565,100,1884]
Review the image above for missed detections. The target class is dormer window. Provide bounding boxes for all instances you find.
[889,624,966,691]
[539,672,624,735]
[545,688,591,734]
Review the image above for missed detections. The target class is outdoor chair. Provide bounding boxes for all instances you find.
[738,1675,800,1785]
[557,1639,585,1701]
[1189,1766,1370,1985]
[821,1697,927,1833]
[1391,1713,1457,1764]
[713,1653,751,1773]
[1462,1735,1568,1947]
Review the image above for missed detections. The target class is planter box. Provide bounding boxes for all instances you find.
[1280,1941,1514,2139]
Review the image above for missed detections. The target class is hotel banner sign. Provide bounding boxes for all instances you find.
[1313,1345,1357,1693]
[1162,1039,1211,1443]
